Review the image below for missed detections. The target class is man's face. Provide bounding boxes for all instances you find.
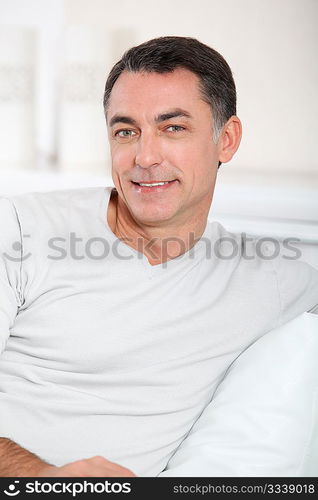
[106,68,221,228]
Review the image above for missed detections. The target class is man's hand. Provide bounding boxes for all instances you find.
[36,456,136,477]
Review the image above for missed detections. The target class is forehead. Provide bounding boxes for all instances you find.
[107,68,206,117]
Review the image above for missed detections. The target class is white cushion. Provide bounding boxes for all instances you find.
[158,312,318,476]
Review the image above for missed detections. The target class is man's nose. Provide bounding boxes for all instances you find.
[135,132,163,169]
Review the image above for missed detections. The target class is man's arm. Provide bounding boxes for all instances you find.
[0,438,136,477]
[0,438,49,476]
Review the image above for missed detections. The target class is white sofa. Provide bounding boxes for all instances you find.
[159,312,318,476]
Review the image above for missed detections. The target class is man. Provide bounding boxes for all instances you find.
[0,36,317,477]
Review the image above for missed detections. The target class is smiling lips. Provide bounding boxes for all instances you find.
[132,180,176,187]
[131,180,178,192]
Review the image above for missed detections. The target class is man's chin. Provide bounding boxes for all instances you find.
[130,208,178,227]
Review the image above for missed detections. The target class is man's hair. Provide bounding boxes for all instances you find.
[103,36,237,145]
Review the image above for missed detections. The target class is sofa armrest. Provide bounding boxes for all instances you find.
[158,313,318,477]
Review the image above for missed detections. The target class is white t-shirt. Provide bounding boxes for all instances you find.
[0,186,317,476]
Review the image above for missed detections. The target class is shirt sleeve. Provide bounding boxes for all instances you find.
[273,255,318,325]
[0,197,23,354]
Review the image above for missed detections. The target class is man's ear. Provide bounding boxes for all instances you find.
[218,116,242,164]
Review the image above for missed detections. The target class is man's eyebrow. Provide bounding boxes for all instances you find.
[109,115,137,128]
[108,109,192,128]
[155,109,193,122]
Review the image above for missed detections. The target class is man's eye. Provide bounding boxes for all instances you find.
[114,129,137,141]
[166,125,185,133]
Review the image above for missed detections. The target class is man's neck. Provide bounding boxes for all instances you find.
[107,189,209,266]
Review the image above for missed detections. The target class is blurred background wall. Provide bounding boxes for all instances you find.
[65,0,318,186]
[1,0,317,184]
[0,0,317,266]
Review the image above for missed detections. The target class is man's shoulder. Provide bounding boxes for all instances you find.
[1,186,111,223]
[5,186,109,210]
[206,220,272,266]
[0,186,113,242]
[207,219,316,272]
[207,219,318,320]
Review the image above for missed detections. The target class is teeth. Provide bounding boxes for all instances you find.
[139,181,170,187]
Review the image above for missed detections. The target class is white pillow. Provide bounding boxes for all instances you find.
[158,312,318,477]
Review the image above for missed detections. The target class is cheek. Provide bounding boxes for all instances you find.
[184,140,217,188]
[171,139,213,170]
[111,145,135,171]
[197,137,217,167]
[162,140,197,169]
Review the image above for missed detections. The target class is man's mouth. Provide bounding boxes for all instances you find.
[130,179,178,193]
[132,180,176,187]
